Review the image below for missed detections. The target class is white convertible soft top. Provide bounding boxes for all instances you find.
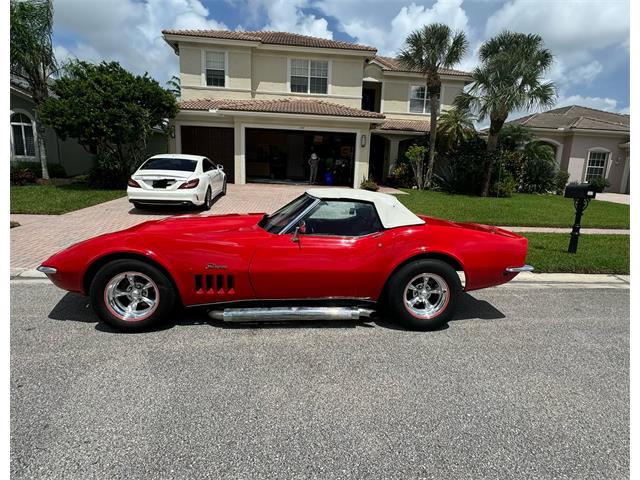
[306,188,425,229]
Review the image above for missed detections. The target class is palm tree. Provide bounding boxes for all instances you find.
[166,75,181,99]
[456,31,556,196]
[10,0,57,180]
[398,23,469,188]
[437,107,476,151]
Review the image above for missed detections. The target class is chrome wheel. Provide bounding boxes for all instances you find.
[104,271,159,322]
[403,273,450,319]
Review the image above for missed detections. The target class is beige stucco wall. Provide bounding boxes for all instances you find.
[180,42,252,101]
[178,41,365,108]
[380,76,466,120]
[566,134,629,192]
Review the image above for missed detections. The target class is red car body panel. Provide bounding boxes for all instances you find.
[40,212,528,305]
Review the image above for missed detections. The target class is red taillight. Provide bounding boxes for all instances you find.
[179,179,199,189]
[127,177,141,188]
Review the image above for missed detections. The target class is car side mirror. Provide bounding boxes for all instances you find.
[298,221,306,234]
[217,164,224,171]
[292,226,301,243]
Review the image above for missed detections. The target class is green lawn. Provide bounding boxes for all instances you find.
[11,184,126,215]
[398,189,630,229]
[523,233,629,274]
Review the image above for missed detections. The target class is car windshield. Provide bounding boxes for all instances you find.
[259,194,317,233]
[139,158,198,172]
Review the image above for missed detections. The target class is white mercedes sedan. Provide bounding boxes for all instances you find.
[127,154,226,210]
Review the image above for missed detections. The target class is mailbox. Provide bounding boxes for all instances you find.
[564,183,597,200]
[563,183,597,254]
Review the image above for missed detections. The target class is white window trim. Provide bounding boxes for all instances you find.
[583,147,611,182]
[201,49,229,88]
[407,84,441,115]
[287,57,332,95]
[10,108,38,161]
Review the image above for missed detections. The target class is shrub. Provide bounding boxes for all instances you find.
[10,161,67,179]
[360,177,379,191]
[492,172,518,198]
[519,142,556,193]
[10,167,37,185]
[88,151,132,189]
[554,170,570,195]
[588,176,610,193]
[387,162,414,188]
[434,137,490,195]
[404,144,428,189]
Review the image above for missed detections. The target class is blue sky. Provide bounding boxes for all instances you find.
[51,0,630,119]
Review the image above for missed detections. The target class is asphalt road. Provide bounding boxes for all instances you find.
[11,280,629,479]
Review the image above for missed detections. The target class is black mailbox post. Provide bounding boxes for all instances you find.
[564,183,597,253]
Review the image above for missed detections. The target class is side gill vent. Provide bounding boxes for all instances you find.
[195,274,235,295]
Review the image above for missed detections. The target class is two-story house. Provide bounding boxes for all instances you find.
[162,29,471,188]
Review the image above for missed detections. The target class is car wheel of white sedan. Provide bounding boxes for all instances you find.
[387,259,461,331]
[90,259,176,332]
[221,178,227,196]
[201,187,213,211]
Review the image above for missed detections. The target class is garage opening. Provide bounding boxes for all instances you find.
[245,128,356,186]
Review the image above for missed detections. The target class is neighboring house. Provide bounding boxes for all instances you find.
[508,105,630,194]
[10,74,96,176]
[162,29,471,188]
[10,74,169,178]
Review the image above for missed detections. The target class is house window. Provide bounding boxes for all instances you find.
[205,51,225,87]
[290,59,328,94]
[409,86,440,114]
[11,112,36,157]
[585,150,609,181]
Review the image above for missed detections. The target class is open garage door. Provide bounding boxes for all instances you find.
[181,126,235,183]
[245,128,356,186]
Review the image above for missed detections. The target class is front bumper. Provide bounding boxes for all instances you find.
[36,265,57,274]
[505,264,534,273]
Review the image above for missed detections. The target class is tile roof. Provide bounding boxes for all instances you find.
[163,29,377,52]
[376,119,430,132]
[179,98,385,119]
[372,56,470,77]
[509,105,630,133]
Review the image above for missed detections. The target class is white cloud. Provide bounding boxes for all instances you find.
[317,0,471,56]
[485,0,629,87]
[54,0,227,83]
[262,0,333,38]
[238,0,333,38]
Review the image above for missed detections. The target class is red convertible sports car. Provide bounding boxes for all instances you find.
[38,188,532,331]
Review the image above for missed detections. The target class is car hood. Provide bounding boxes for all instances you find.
[128,213,266,236]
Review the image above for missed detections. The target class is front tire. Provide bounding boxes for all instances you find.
[386,259,461,331]
[221,178,227,196]
[90,259,176,332]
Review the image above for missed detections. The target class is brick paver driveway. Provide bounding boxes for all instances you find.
[10,184,400,272]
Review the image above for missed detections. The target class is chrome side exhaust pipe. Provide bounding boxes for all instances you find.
[208,306,376,323]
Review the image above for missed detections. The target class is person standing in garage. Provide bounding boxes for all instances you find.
[308,152,319,184]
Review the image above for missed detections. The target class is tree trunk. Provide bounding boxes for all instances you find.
[425,91,439,189]
[480,116,505,197]
[34,109,50,181]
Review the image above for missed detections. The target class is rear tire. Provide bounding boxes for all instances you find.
[90,259,176,332]
[386,259,461,331]
[201,187,213,211]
